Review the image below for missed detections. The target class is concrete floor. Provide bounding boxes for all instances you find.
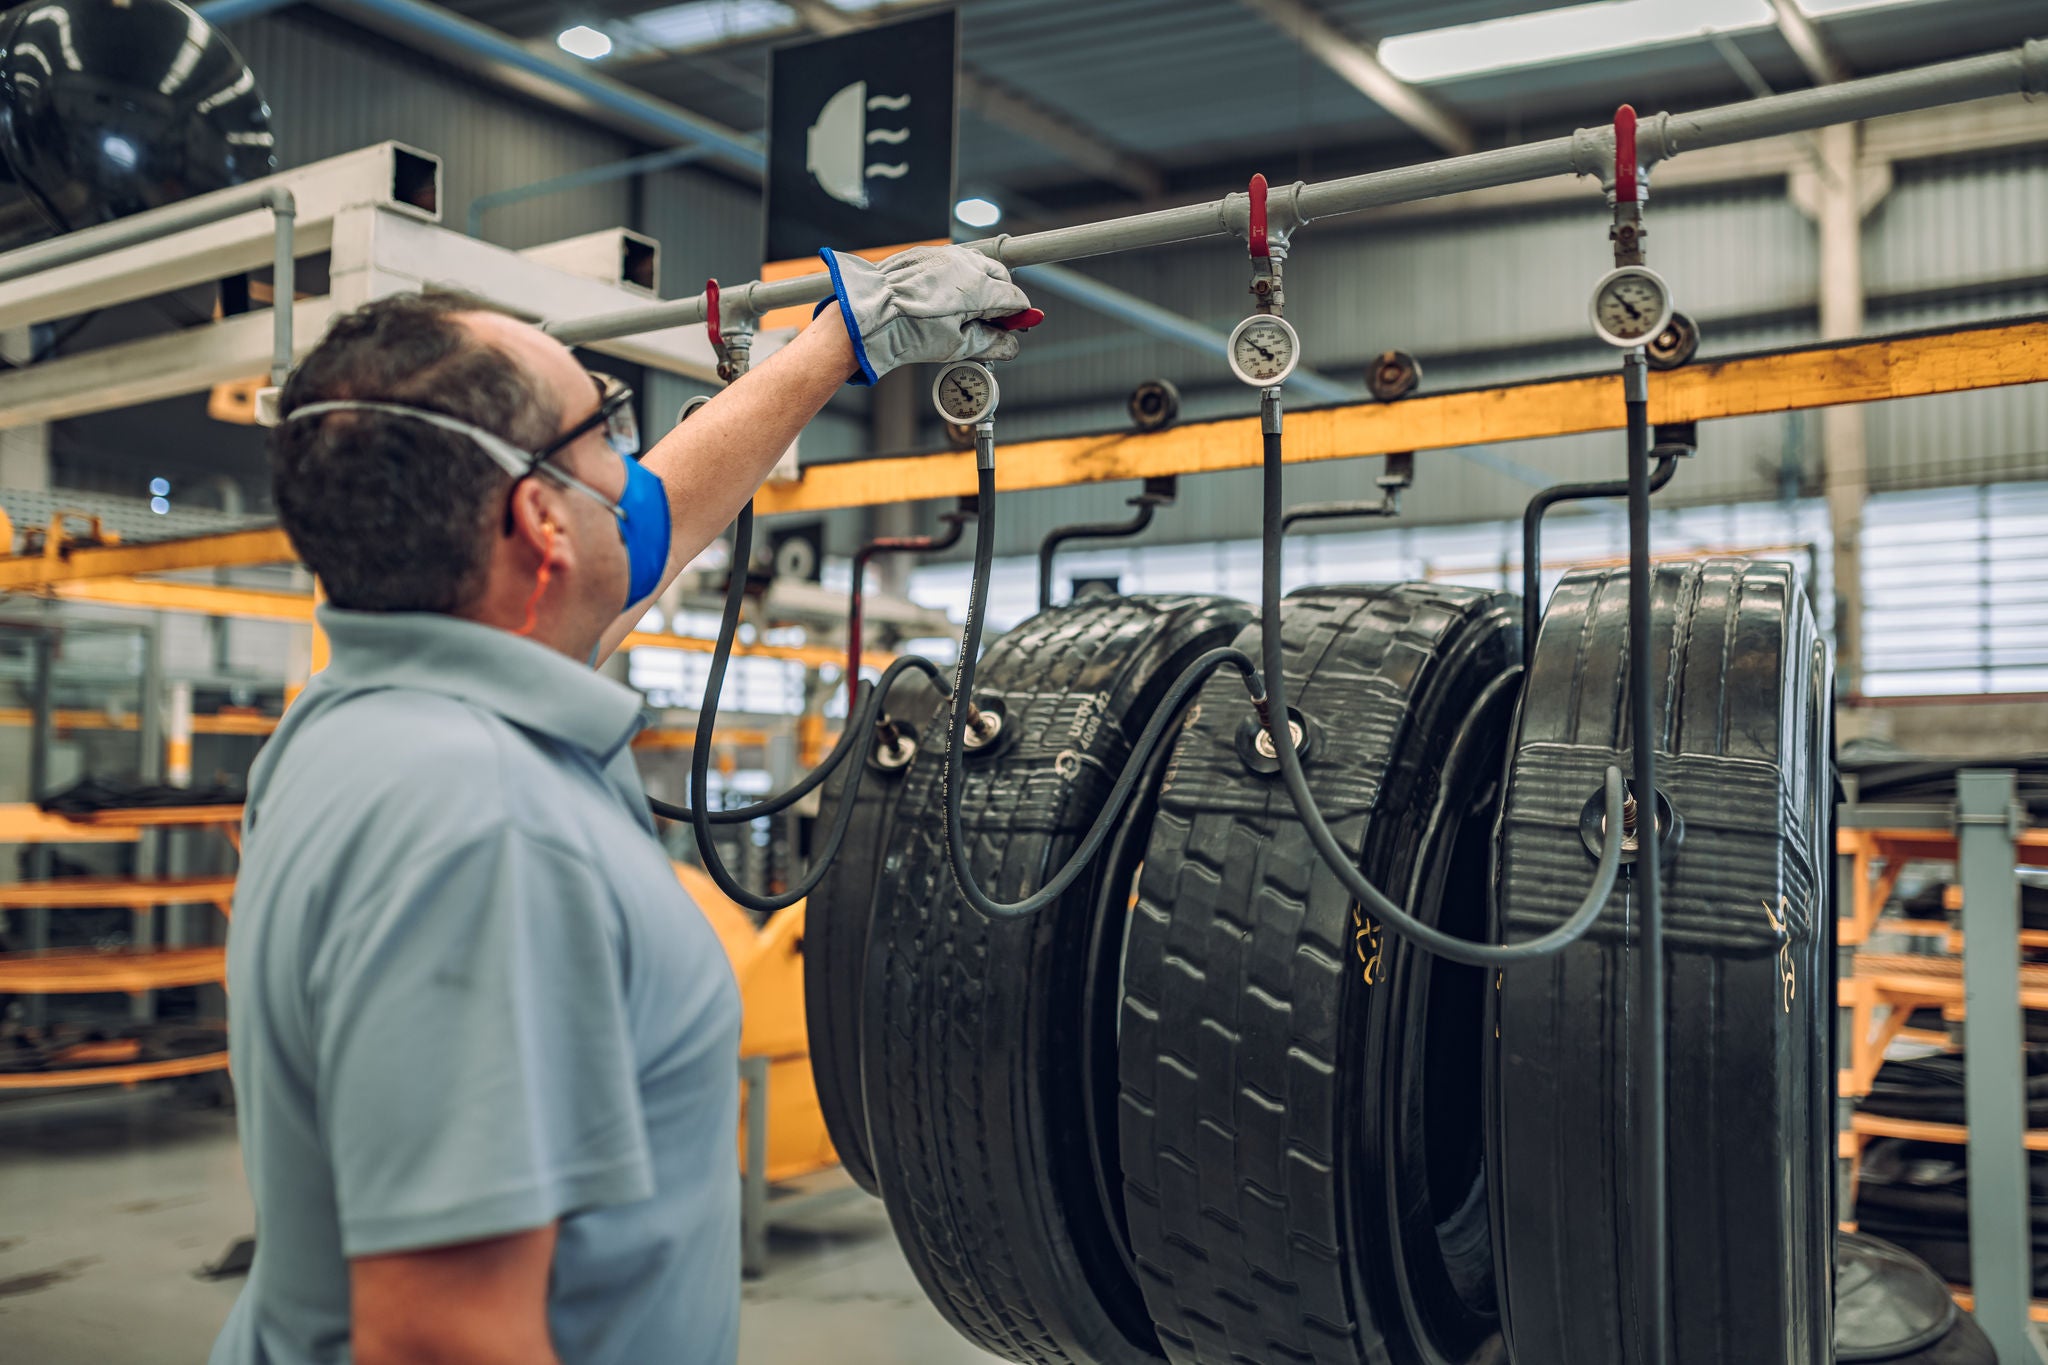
[0,1084,995,1363]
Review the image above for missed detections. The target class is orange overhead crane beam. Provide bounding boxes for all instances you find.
[752,315,2048,514]
[6,317,2045,581]
[5,575,887,668]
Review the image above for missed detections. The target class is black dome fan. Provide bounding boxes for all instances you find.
[0,0,274,251]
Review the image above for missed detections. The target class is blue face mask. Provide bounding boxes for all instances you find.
[612,450,672,607]
[287,386,671,612]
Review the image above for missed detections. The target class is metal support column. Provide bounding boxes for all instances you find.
[134,622,165,1022]
[1956,768,2044,1363]
[23,623,53,1028]
[740,1055,770,1277]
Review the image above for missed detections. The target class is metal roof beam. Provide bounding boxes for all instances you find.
[1772,0,1848,85]
[781,0,1164,197]
[1233,0,1475,155]
[960,82,1165,199]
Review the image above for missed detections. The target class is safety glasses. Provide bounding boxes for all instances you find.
[537,371,639,463]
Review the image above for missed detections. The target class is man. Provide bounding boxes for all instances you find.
[212,246,1031,1365]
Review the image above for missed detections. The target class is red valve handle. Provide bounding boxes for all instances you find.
[995,308,1044,331]
[1248,172,1270,258]
[705,277,724,350]
[1614,105,1639,205]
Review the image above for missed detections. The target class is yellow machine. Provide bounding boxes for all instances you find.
[673,864,837,1184]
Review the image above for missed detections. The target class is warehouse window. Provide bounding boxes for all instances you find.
[908,500,1831,639]
[628,649,807,715]
[1860,482,2048,698]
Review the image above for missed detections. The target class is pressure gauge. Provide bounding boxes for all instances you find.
[1588,265,1675,349]
[932,360,1000,425]
[1227,313,1301,388]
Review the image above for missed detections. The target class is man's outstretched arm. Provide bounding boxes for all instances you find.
[597,246,1031,663]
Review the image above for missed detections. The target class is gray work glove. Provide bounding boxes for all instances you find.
[816,245,1032,385]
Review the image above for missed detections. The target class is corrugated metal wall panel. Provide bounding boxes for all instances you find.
[1866,149,2048,298]
[640,166,765,291]
[221,11,642,251]
[1864,286,2048,490]
[1000,184,1815,414]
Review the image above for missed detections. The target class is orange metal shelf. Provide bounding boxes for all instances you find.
[0,947,226,994]
[1850,1111,2048,1152]
[1837,826,2048,947]
[1948,1288,2048,1325]
[59,805,243,829]
[0,1048,228,1090]
[1839,955,2048,1097]
[0,876,235,910]
[0,803,140,844]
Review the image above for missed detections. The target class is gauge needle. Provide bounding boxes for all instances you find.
[1618,298,1643,321]
[1249,340,1275,360]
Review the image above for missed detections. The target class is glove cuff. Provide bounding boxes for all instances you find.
[817,249,880,386]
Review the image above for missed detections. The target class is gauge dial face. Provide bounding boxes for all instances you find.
[1589,266,1674,348]
[932,362,999,424]
[1227,314,1300,387]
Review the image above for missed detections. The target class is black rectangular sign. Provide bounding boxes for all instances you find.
[765,10,959,265]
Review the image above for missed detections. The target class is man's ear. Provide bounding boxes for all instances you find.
[505,477,565,563]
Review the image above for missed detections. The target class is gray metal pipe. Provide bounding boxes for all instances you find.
[270,190,296,387]
[0,182,298,284]
[551,36,2044,346]
[1020,263,1356,403]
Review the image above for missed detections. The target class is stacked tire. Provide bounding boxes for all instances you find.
[863,594,1251,1364]
[1118,585,1519,1365]
[823,562,1834,1365]
[1491,560,1834,1365]
[804,668,943,1195]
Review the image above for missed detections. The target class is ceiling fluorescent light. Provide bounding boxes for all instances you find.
[954,197,1002,229]
[1379,0,1775,84]
[1792,0,1949,14]
[556,24,614,59]
[624,0,795,51]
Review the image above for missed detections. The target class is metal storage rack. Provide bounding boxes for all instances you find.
[1837,770,2048,1360]
[0,803,242,1090]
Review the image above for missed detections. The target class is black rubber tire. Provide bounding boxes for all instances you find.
[1118,585,1522,1365]
[804,670,942,1197]
[1835,1231,1971,1363]
[1491,559,1834,1365]
[863,593,1253,1365]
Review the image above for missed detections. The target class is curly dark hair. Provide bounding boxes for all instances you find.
[271,292,560,613]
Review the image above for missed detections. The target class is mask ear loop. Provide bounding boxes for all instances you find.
[517,521,557,637]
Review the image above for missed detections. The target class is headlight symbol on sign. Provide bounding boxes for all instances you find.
[806,80,911,209]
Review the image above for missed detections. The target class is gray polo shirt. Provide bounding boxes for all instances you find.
[212,607,741,1365]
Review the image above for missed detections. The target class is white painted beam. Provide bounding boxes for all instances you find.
[329,207,719,380]
[0,198,721,431]
[0,143,439,334]
[1771,0,1848,85]
[1233,0,1474,155]
[0,303,338,430]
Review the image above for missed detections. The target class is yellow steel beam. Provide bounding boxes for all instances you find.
[0,707,280,735]
[7,318,2039,582]
[0,526,294,588]
[17,578,888,668]
[50,578,315,621]
[751,316,2048,514]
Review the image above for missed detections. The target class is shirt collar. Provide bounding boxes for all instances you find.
[313,606,647,760]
